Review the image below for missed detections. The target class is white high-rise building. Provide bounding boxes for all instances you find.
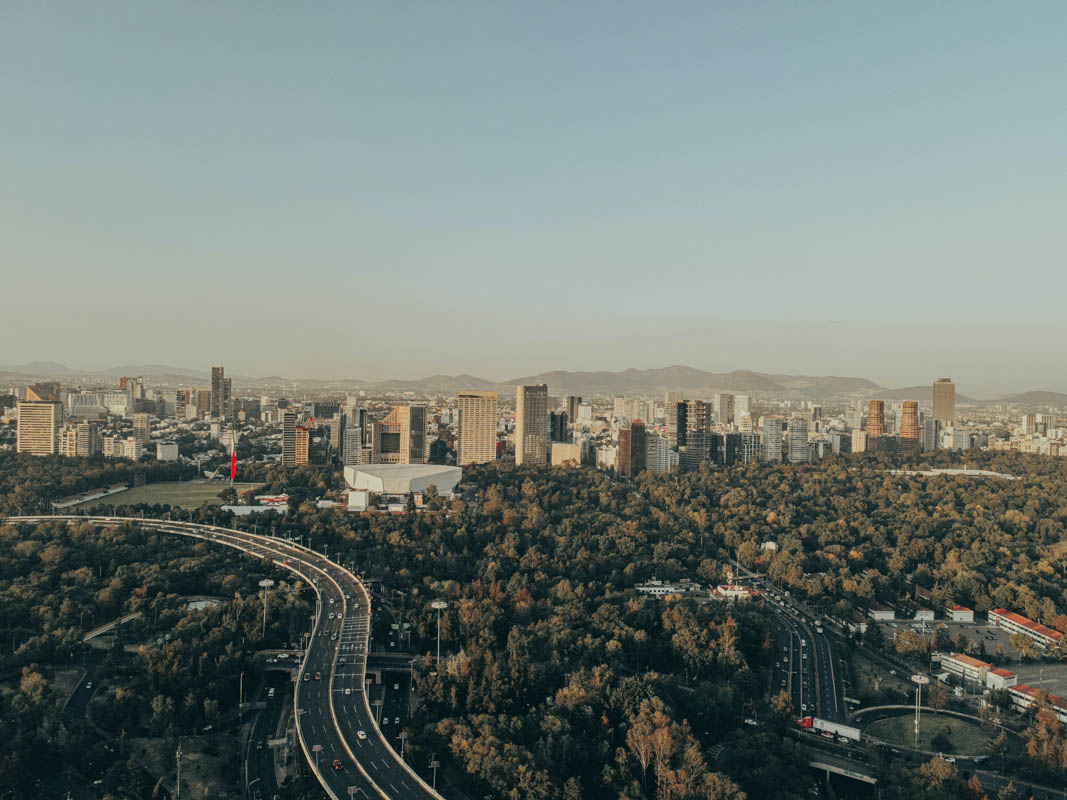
[787,415,809,463]
[761,416,784,462]
[735,395,751,419]
[457,390,498,466]
[645,434,678,475]
[343,424,363,467]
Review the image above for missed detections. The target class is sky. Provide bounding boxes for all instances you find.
[2,2,1066,396]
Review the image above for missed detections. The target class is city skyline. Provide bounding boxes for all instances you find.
[3,4,1067,394]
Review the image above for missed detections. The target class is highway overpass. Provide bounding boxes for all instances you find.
[5,515,445,800]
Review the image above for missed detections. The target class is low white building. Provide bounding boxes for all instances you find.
[156,442,179,461]
[343,464,462,497]
[636,578,702,597]
[868,605,895,621]
[947,604,973,622]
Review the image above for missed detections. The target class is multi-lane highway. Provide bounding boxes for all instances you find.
[5,515,444,800]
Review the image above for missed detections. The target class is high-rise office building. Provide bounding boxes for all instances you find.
[865,400,886,439]
[713,393,734,426]
[851,429,869,453]
[457,390,498,466]
[342,422,363,467]
[16,400,62,455]
[738,432,761,463]
[900,401,920,449]
[665,392,685,447]
[548,411,569,443]
[616,420,646,477]
[295,425,310,465]
[370,405,427,464]
[933,378,955,427]
[563,395,582,425]
[281,408,297,467]
[787,415,809,463]
[1022,413,1037,435]
[132,413,150,451]
[645,434,677,475]
[75,421,100,456]
[515,385,549,466]
[922,418,940,452]
[210,366,232,419]
[735,395,751,419]
[761,416,784,462]
[26,382,61,402]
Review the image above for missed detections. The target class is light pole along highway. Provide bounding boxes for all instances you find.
[4,515,447,800]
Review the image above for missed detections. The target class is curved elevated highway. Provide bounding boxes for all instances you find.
[4,515,444,800]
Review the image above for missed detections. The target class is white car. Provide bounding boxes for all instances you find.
[345,688,352,695]
[393,683,399,691]
[357,730,367,740]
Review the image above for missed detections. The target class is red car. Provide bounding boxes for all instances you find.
[314,672,321,681]
[332,759,342,771]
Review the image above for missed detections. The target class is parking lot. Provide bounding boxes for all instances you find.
[1012,663,1067,696]
[875,619,1027,662]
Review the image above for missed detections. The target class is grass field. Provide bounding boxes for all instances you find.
[864,712,995,755]
[73,481,263,510]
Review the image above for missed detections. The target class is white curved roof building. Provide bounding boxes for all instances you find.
[343,464,462,495]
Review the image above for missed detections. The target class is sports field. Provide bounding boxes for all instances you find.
[72,481,263,510]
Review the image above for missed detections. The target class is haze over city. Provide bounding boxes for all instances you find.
[4,3,1067,394]
[5,4,1067,799]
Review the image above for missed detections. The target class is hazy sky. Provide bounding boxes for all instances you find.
[3,3,1066,396]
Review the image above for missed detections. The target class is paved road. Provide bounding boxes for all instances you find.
[246,672,290,800]
[8,515,445,800]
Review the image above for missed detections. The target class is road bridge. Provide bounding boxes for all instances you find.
[5,515,446,800]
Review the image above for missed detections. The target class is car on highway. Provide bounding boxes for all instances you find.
[332,759,342,771]
[345,688,352,695]
[393,683,399,690]
[394,716,399,724]
[303,674,310,682]
[315,672,322,681]
[357,730,367,740]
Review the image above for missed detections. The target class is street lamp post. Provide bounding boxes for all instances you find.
[372,698,383,724]
[430,754,440,790]
[911,674,930,748]
[312,743,322,772]
[399,731,408,760]
[259,579,275,639]
[431,601,449,663]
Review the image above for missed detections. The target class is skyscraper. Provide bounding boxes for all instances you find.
[563,395,582,424]
[761,416,784,462]
[865,400,886,439]
[787,415,809,463]
[616,420,646,477]
[735,395,751,419]
[295,425,310,465]
[16,400,61,455]
[548,411,569,443]
[933,378,955,427]
[342,421,363,467]
[665,392,685,447]
[132,413,150,451]
[515,385,549,466]
[900,401,920,449]
[370,405,427,464]
[457,390,498,466]
[680,401,713,468]
[281,408,297,466]
[210,366,232,419]
[713,393,734,426]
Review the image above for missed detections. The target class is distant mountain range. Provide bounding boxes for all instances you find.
[3,361,1066,405]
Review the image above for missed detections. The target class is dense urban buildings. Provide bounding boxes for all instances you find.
[514,384,548,466]
[210,366,232,420]
[456,390,498,466]
[370,404,427,464]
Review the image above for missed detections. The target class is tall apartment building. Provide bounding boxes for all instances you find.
[735,395,751,419]
[370,405,427,464]
[900,401,920,449]
[515,385,549,466]
[851,428,869,453]
[342,417,363,467]
[175,387,193,419]
[563,395,582,425]
[645,434,676,475]
[787,415,810,463]
[665,392,685,448]
[295,426,310,465]
[16,400,62,455]
[74,421,100,456]
[548,411,569,443]
[713,393,734,426]
[616,420,646,477]
[761,416,784,462]
[457,390,498,466]
[933,378,955,427]
[865,400,886,439]
[922,418,940,452]
[281,408,297,467]
[210,366,232,419]
[132,413,150,451]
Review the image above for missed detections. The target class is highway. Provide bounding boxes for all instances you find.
[6,515,445,800]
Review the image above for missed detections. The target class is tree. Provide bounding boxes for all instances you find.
[770,689,793,720]
[927,683,948,715]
